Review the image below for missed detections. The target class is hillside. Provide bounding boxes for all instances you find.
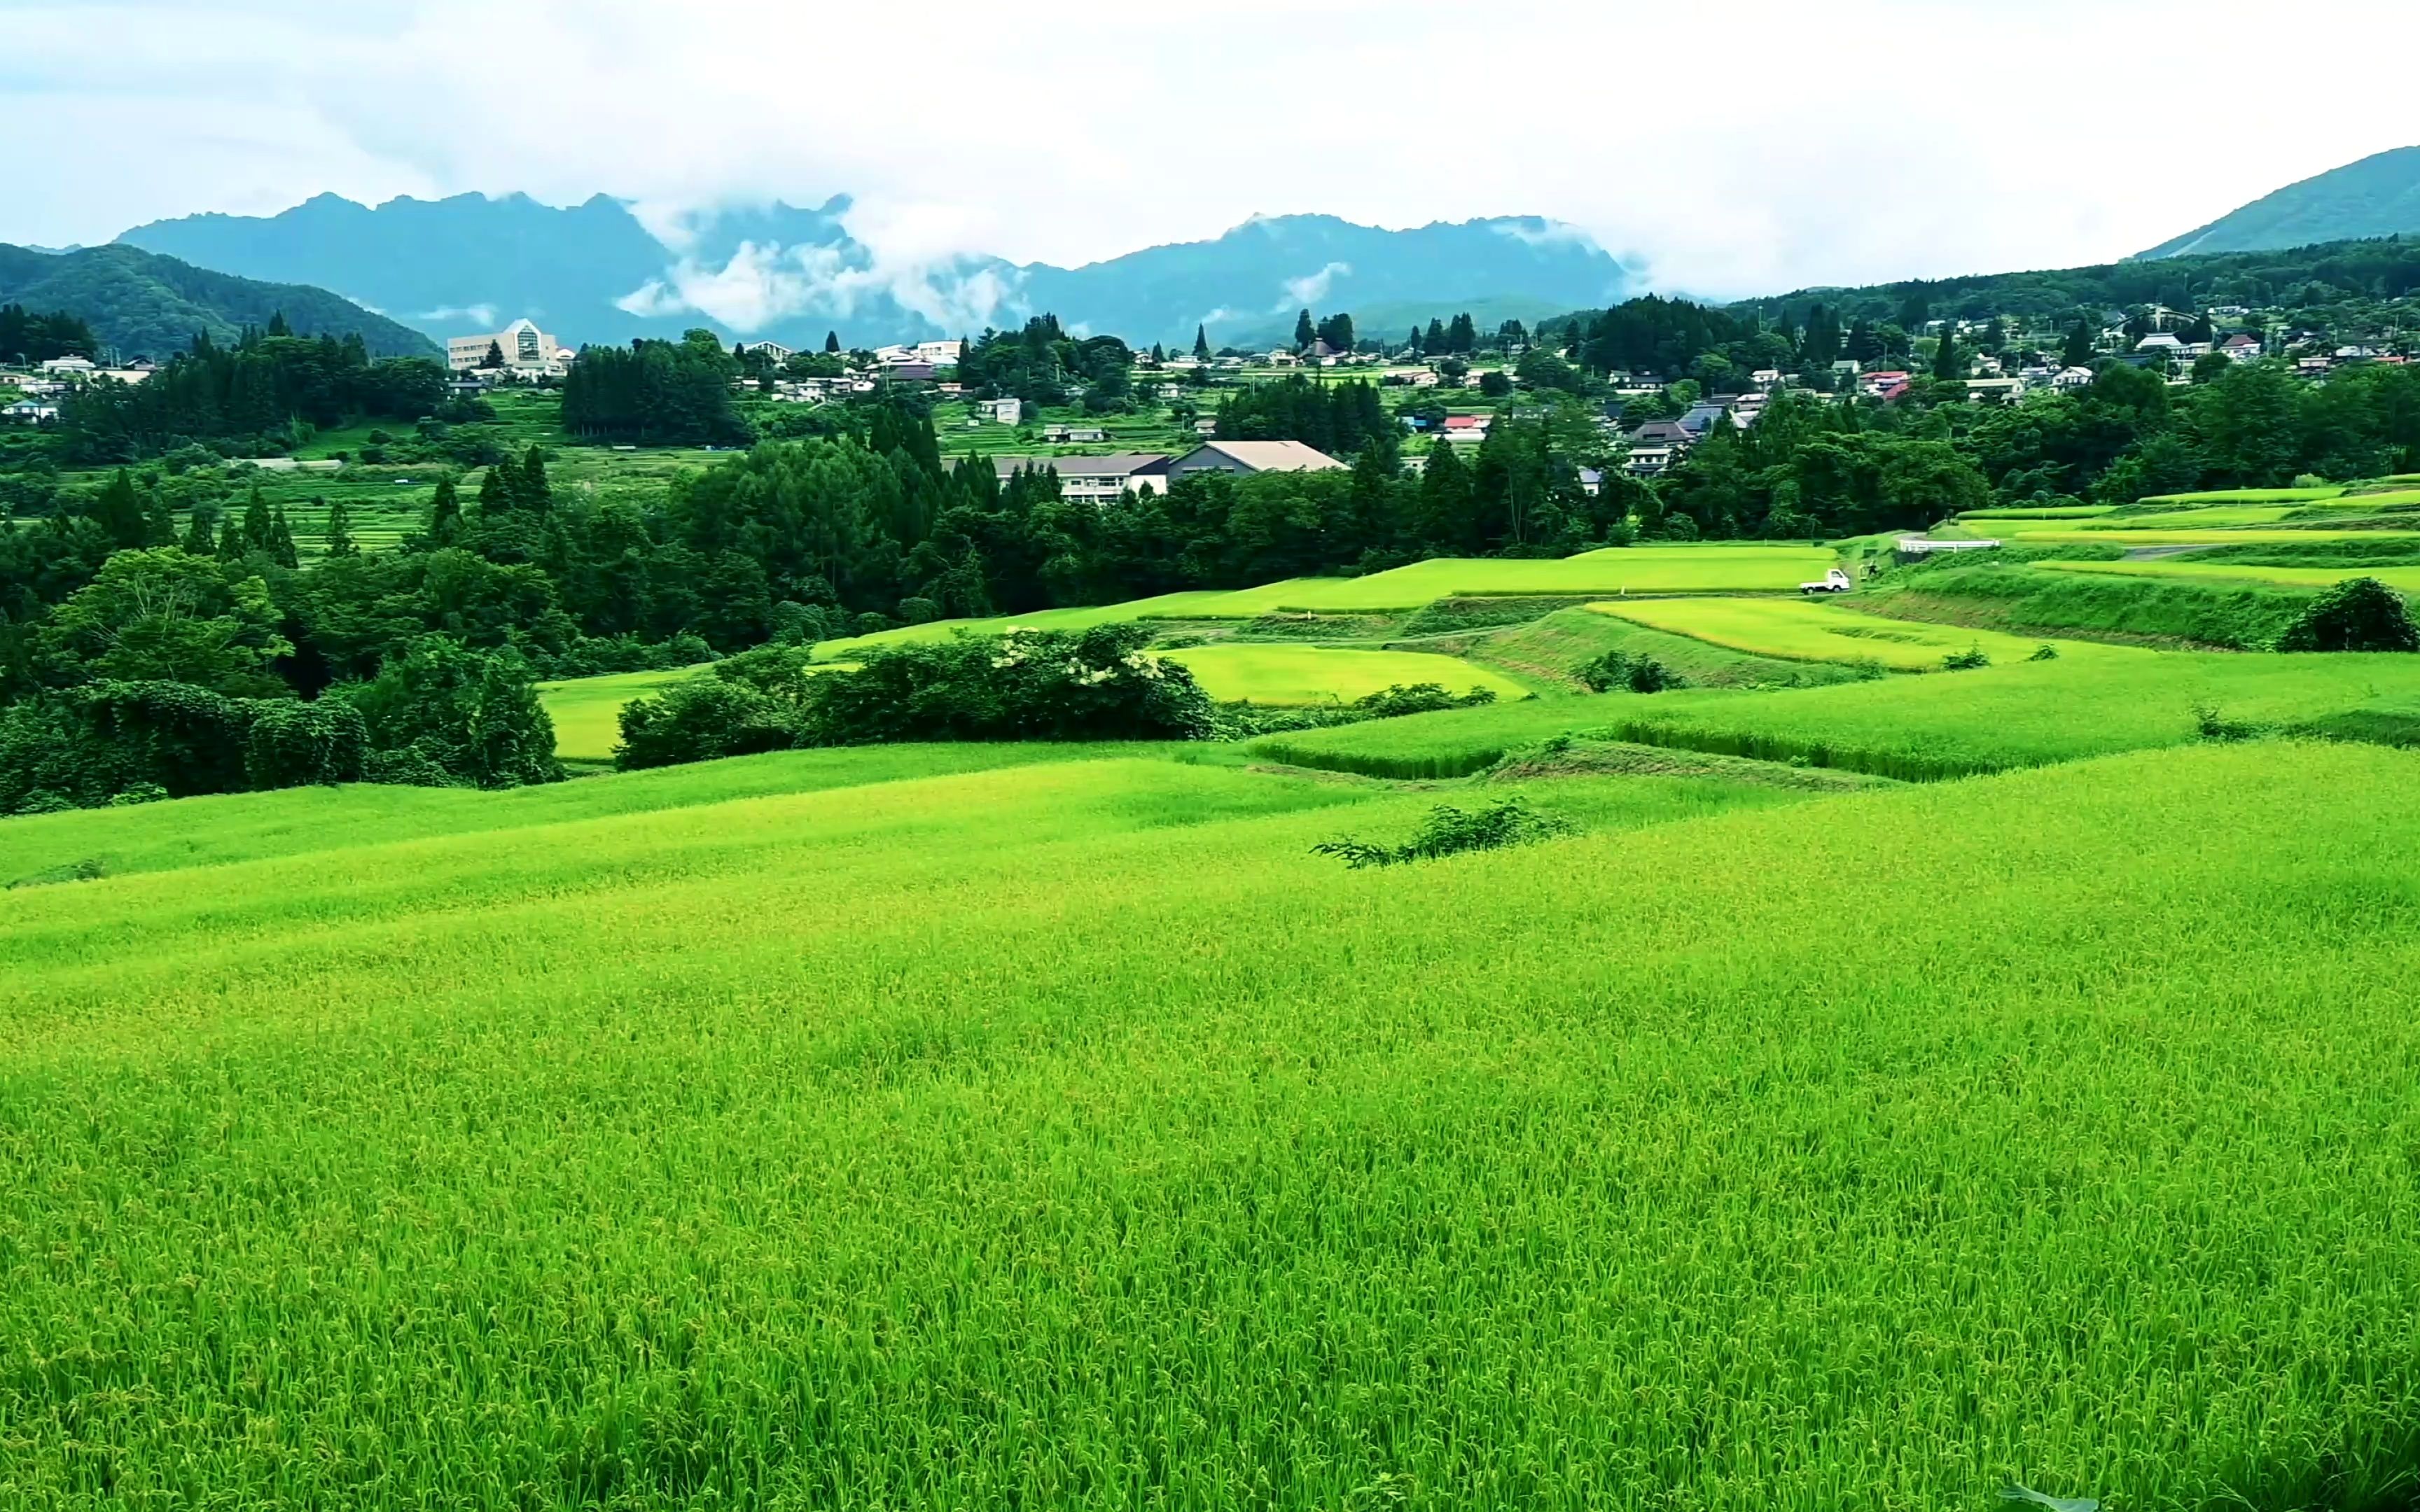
[118,192,1632,349]
[2139,146,2420,258]
[1713,233,2420,327]
[0,242,439,360]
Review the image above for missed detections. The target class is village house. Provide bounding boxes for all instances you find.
[1166,440,1344,479]
[1042,423,1106,444]
[998,452,1171,503]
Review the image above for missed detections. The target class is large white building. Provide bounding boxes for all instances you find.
[447,318,567,374]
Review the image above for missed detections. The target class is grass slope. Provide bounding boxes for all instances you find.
[1476,606,1865,691]
[7,744,2420,1508]
[1872,562,2317,648]
[0,743,1184,885]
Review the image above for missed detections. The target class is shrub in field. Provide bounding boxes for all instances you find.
[335,636,562,789]
[68,680,258,798]
[1577,649,1687,692]
[2028,643,2061,661]
[1942,645,1992,670]
[616,677,798,770]
[1354,682,1498,718]
[799,624,1215,745]
[244,699,369,788]
[1313,796,1573,868]
[2274,577,2419,652]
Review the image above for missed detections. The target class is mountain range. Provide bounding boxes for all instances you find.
[116,193,1636,351]
[2136,145,2420,259]
[0,242,439,361]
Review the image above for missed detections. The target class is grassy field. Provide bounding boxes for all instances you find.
[11,739,2420,1507]
[1585,597,2144,671]
[1254,651,2420,780]
[1163,643,1531,704]
[536,666,712,761]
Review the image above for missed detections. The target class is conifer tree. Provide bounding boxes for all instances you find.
[1294,309,1316,349]
[1150,342,1166,364]
[324,496,356,557]
[1931,326,1963,381]
[1405,325,1424,356]
[1426,318,1448,352]
[428,476,462,545]
[267,504,299,568]
[143,488,176,547]
[1193,324,1210,360]
[182,506,216,557]
[2061,319,2096,368]
[216,503,249,561]
[478,461,513,517]
[824,330,841,353]
[518,446,551,515]
[92,468,148,550]
[241,486,274,559]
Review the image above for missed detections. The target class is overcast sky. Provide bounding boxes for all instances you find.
[8,0,2416,298]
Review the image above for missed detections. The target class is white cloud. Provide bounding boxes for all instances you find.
[1277,262,1352,313]
[6,0,2419,299]
[415,303,497,327]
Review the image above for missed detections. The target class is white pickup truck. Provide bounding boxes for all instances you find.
[1799,568,1854,594]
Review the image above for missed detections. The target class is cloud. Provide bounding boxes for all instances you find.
[1276,262,1352,313]
[415,303,498,327]
[7,1,2420,300]
[612,237,1022,335]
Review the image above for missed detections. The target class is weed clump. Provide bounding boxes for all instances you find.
[1576,650,1687,692]
[1942,645,1993,671]
[1312,797,1573,869]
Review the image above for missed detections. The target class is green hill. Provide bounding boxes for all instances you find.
[2137,146,2420,258]
[0,242,438,361]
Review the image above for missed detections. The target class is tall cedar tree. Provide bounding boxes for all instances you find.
[1193,324,1210,360]
[324,496,356,557]
[1293,309,1316,349]
[427,476,462,545]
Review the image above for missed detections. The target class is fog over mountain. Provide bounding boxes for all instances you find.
[117,192,1634,350]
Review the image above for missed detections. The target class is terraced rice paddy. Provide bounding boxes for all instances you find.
[10,737,2420,1509]
[1162,643,1530,704]
[2040,557,2420,593]
[1584,597,2141,670]
[1256,651,2420,780]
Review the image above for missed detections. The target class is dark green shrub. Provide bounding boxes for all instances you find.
[74,680,258,797]
[799,623,1214,745]
[1942,646,1992,670]
[2274,578,2419,652]
[1577,650,1686,692]
[1353,682,1498,718]
[334,636,561,789]
[244,699,369,788]
[616,677,797,770]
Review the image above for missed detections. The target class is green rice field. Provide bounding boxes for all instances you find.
[17,519,2420,1509]
[11,733,2420,1508]
[1163,643,1530,704]
[1585,597,2142,671]
[537,666,711,760]
[1255,651,2420,780]
[2040,557,2420,593]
